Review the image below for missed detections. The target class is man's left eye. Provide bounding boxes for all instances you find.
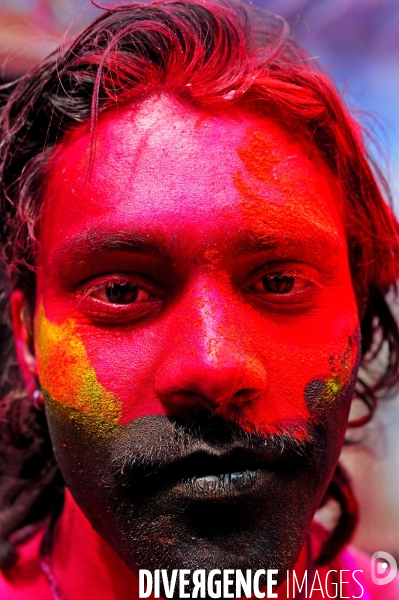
[249,273,311,295]
[89,282,152,304]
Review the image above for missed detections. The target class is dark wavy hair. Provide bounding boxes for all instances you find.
[1,0,399,573]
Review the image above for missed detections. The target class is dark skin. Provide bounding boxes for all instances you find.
[12,96,360,597]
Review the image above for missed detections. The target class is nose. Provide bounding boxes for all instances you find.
[155,280,267,420]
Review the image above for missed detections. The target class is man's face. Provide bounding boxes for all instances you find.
[34,95,359,580]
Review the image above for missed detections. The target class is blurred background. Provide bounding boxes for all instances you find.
[0,0,398,562]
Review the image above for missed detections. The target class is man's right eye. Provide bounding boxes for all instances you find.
[77,276,165,324]
[90,282,151,305]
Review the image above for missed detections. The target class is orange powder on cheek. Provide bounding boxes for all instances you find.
[35,304,122,423]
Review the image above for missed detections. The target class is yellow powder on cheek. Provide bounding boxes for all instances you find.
[320,377,342,404]
[317,341,357,406]
[35,304,122,423]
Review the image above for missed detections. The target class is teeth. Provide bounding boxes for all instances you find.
[188,470,257,495]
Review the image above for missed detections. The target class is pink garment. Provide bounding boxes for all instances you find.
[0,527,51,599]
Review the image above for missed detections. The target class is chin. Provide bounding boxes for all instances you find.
[103,470,314,580]
[46,404,338,583]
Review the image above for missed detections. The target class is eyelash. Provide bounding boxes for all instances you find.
[246,270,313,296]
[243,266,319,313]
[82,281,153,304]
[76,267,317,324]
[77,276,164,323]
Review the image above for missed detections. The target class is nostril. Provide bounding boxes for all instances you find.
[159,390,221,416]
[202,397,221,414]
[232,388,261,405]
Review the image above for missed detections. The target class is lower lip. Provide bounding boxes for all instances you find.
[177,469,263,500]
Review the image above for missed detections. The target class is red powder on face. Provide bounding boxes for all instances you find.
[229,123,360,433]
[36,95,360,438]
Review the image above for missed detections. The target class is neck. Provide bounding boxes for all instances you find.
[51,489,309,600]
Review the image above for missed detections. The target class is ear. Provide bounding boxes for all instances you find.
[10,290,40,402]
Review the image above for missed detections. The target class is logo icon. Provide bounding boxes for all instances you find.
[371,551,397,585]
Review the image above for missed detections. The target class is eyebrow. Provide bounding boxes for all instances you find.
[50,230,175,266]
[235,234,283,254]
[234,228,339,255]
[50,222,341,269]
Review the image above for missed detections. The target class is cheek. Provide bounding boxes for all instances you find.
[249,318,360,436]
[82,311,359,435]
[35,299,360,433]
[35,302,169,425]
[35,303,123,424]
[82,329,169,425]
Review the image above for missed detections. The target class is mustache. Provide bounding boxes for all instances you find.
[104,415,326,489]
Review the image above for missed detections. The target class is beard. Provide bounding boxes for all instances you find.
[46,399,336,593]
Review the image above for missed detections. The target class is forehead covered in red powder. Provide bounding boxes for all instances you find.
[36,94,358,433]
[41,94,345,264]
